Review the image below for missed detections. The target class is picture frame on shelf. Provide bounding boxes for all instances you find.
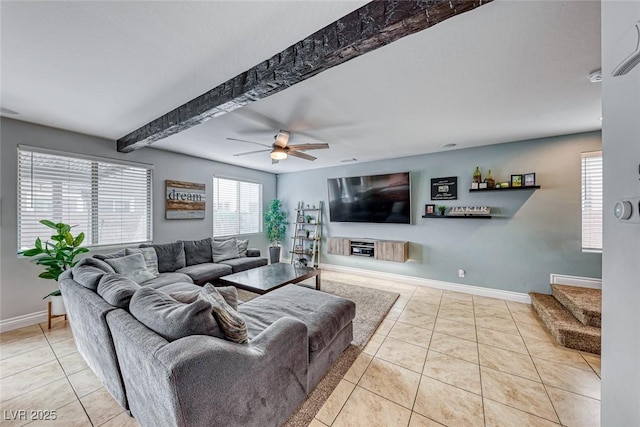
[524,172,536,187]
[479,182,488,189]
[308,231,315,240]
[511,174,523,187]
[295,245,303,252]
[425,204,435,215]
[297,214,305,223]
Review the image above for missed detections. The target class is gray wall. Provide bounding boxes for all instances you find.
[0,118,276,320]
[601,2,640,425]
[278,132,602,294]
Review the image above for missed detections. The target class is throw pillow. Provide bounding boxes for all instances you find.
[125,247,159,276]
[211,238,239,263]
[97,273,140,309]
[179,238,213,266]
[198,284,248,343]
[71,257,115,291]
[170,285,239,310]
[130,287,221,341]
[140,242,186,273]
[104,253,156,284]
[236,239,248,258]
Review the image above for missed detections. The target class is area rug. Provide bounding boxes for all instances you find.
[239,279,399,427]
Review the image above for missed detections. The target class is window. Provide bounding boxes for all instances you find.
[581,151,603,252]
[213,177,262,237]
[18,146,153,251]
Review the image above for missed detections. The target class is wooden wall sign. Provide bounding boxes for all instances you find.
[431,177,458,200]
[165,180,205,219]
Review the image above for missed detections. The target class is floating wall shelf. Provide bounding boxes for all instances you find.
[469,185,540,192]
[421,215,492,219]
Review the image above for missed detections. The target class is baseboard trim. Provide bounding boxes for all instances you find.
[0,310,48,333]
[549,273,602,289]
[319,264,531,304]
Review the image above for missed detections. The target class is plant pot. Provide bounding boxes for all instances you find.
[268,246,281,264]
[50,295,66,316]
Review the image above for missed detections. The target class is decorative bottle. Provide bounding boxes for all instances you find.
[473,166,482,183]
[486,169,495,188]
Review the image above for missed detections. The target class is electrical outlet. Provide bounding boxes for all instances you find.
[458,269,465,278]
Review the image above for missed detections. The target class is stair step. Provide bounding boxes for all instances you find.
[551,284,601,327]
[529,293,601,355]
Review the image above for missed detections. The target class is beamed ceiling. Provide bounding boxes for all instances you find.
[1,1,602,173]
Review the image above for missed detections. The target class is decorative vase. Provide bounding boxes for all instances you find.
[473,166,482,183]
[486,169,495,188]
[268,246,281,264]
[50,295,66,316]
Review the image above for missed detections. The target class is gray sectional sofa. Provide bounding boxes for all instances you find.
[94,237,268,286]
[59,240,356,427]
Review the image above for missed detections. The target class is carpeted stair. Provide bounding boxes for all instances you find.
[530,284,601,355]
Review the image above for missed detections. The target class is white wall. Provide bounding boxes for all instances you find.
[278,132,602,294]
[0,118,276,321]
[601,2,640,425]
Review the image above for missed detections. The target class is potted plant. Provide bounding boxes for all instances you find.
[19,220,88,315]
[438,205,447,216]
[305,214,313,224]
[264,199,288,264]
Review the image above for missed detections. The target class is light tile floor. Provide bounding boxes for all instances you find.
[0,271,601,427]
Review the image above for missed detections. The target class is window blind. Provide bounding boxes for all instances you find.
[18,147,152,251]
[581,151,603,252]
[213,177,262,237]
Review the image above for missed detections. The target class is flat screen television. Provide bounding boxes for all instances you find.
[327,172,411,224]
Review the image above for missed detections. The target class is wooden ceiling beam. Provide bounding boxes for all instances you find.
[117,0,491,152]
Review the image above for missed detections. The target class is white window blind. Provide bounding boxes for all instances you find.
[213,177,262,237]
[18,147,152,251]
[581,151,603,252]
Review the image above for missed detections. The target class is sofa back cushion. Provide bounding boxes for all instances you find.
[93,249,126,261]
[237,239,248,258]
[71,258,115,291]
[129,287,222,341]
[105,253,156,284]
[125,247,159,276]
[211,238,239,262]
[179,238,213,266]
[140,242,186,273]
[97,273,141,309]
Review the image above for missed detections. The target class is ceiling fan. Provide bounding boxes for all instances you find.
[228,130,330,164]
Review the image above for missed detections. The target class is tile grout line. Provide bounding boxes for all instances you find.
[472,298,489,427]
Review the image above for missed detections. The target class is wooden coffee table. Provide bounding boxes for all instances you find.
[218,263,321,295]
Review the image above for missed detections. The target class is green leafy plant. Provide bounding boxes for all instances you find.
[438,205,447,215]
[305,215,313,223]
[264,200,288,247]
[19,220,89,298]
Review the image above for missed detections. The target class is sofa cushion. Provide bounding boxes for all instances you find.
[151,282,202,293]
[239,285,356,355]
[105,253,156,284]
[97,273,140,309]
[170,286,239,310]
[71,258,114,291]
[198,284,247,343]
[141,272,193,288]
[211,238,239,263]
[140,242,186,273]
[179,238,213,266]
[93,249,126,261]
[177,263,232,285]
[219,257,268,273]
[125,247,159,276]
[129,287,222,341]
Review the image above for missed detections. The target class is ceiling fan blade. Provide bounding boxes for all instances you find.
[226,137,271,148]
[289,143,330,151]
[272,159,280,165]
[288,151,317,161]
[232,149,271,157]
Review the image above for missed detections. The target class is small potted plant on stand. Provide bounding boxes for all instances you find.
[264,199,288,264]
[438,205,447,216]
[305,214,313,224]
[19,220,88,328]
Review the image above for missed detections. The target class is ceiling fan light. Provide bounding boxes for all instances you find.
[270,148,288,160]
